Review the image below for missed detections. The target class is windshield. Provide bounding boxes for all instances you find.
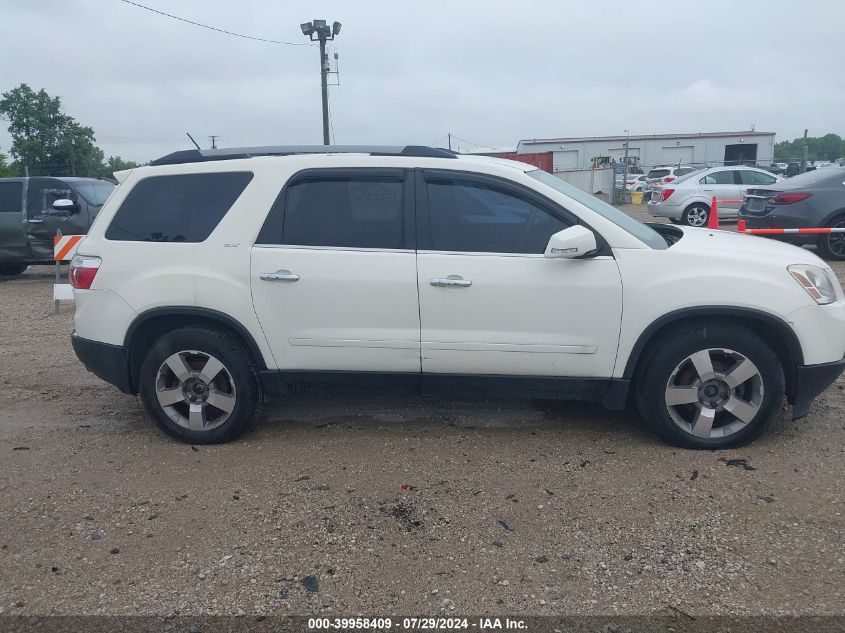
[527,169,667,249]
[784,167,845,187]
[72,181,115,206]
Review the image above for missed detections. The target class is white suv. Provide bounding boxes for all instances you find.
[69,145,845,449]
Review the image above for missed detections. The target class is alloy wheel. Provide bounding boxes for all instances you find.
[685,206,708,227]
[155,350,237,431]
[664,348,764,439]
[825,218,845,258]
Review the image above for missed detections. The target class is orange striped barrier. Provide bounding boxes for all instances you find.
[54,234,84,261]
[737,219,845,235]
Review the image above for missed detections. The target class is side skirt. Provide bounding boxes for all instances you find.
[258,370,630,410]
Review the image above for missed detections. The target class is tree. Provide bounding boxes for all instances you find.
[0,83,104,177]
[774,133,845,163]
[0,147,17,177]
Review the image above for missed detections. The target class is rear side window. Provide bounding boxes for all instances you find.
[105,172,252,242]
[647,169,670,178]
[261,175,405,249]
[740,170,777,185]
[0,182,23,213]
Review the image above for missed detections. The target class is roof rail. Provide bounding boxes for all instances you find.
[149,145,458,166]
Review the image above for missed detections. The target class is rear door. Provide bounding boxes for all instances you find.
[699,169,743,217]
[0,180,28,261]
[250,168,421,374]
[415,170,622,378]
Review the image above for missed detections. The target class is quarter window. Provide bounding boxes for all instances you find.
[425,179,570,254]
[106,172,253,242]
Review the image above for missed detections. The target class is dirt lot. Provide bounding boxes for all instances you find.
[2,212,845,618]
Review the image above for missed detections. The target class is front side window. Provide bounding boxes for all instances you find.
[106,172,253,242]
[740,170,777,185]
[700,170,735,185]
[425,179,569,254]
[270,176,404,249]
[72,181,116,206]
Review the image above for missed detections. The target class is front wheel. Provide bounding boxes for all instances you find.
[636,323,784,449]
[818,216,845,261]
[682,204,710,227]
[138,326,260,443]
[0,263,28,276]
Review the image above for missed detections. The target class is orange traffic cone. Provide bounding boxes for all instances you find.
[707,195,720,229]
[737,219,747,234]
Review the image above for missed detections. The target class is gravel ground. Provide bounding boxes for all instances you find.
[1,213,844,618]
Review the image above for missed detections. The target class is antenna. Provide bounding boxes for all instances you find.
[186,132,201,150]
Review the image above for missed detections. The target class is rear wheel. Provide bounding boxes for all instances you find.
[636,323,784,449]
[818,215,845,261]
[0,263,28,276]
[138,326,260,443]
[682,204,710,227]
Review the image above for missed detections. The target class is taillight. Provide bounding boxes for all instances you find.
[660,188,675,202]
[69,255,101,289]
[663,176,676,183]
[768,192,811,205]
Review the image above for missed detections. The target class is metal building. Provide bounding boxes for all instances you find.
[516,130,776,173]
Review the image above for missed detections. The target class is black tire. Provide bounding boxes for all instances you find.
[0,263,28,276]
[681,204,710,227]
[669,219,682,225]
[817,215,845,261]
[636,322,784,449]
[138,326,260,443]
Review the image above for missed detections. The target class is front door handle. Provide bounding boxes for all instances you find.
[431,275,472,288]
[260,269,300,282]
[27,218,44,224]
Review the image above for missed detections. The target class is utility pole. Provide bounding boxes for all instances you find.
[301,19,342,145]
[209,135,219,149]
[69,136,76,177]
[448,133,452,151]
[623,129,630,202]
[801,128,809,173]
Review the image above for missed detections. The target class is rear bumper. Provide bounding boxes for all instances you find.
[739,205,820,245]
[792,357,845,419]
[71,333,134,394]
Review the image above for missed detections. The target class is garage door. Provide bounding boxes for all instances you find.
[553,150,579,171]
[660,145,694,165]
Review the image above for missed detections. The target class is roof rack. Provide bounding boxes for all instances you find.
[149,145,458,166]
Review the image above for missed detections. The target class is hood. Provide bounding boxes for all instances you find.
[673,226,828,266]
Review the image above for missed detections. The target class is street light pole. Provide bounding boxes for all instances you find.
[301,19,342,145]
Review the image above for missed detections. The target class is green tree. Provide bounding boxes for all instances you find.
[0,83,104,177]
[0,147,18,177]
[774,133,845,163]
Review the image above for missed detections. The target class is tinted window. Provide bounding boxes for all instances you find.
[279,176,404,249]
[106,172,252,242]
[700,170,735,185]
[647,169,670,178]
[740,170,777,185]
[426,179,569,254]
[0,182,23,213]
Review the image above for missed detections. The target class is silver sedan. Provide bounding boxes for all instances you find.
[647,166,780,227]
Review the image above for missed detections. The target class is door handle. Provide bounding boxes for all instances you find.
[260,269,300,282]
[27,218,44,224]
[430,276,472,288]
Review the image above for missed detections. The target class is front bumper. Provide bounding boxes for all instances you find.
[71,333,134,394]
[792,357,845,419]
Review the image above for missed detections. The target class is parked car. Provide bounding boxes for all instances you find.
[648,166,780,227]
[626,174,648,192]
[0,177,115,275]
[69,145,845,449]
[643,165,698,199]
[739,167,845,260]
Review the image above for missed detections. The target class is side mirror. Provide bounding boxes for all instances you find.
[544,225,598,259]
[52,198,79,213]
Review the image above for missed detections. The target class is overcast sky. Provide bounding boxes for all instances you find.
[1,0,843,163]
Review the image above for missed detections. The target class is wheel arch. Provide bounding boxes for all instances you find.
[623,306,803,403]
[684,199,711,212]
[124,307,268,392]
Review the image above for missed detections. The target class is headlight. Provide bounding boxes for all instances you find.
[788,264,838,305]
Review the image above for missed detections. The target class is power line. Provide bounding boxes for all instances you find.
[119,0,311,46]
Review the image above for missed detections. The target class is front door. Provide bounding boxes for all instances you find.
[25,178,89,260]
[0,180,28,262]
[415,170,623,378]
[250,168,421,374]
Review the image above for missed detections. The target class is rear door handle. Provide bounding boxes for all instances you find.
[431,276,472,288]
[260,269,300,282]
